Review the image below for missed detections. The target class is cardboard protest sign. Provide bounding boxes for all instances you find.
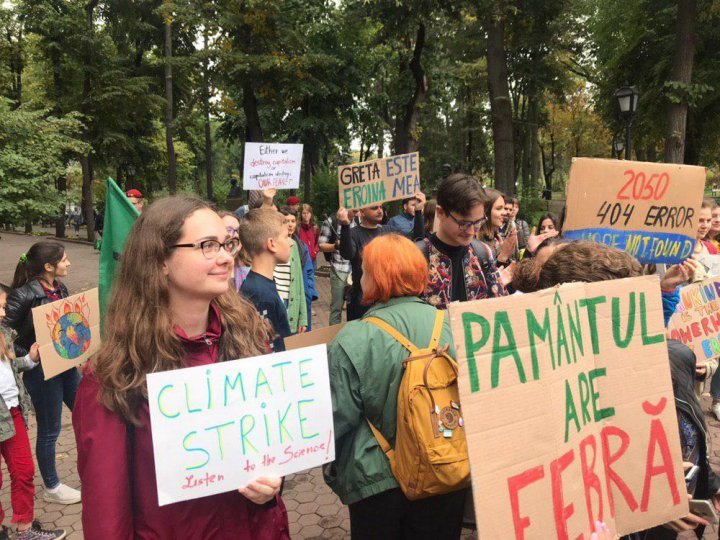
[31,288,100,380]
[338,152,420,210]
[668,276,720,362]
[243,142,303,190]
[284,323,345,351]
[448,276,686,539]
[563,158,705,264]
[147,344,335,506]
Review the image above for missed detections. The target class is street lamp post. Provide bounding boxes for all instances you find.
[612,138,625,159]
[614,85,639,160]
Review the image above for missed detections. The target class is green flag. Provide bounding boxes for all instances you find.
[99,178,139,323]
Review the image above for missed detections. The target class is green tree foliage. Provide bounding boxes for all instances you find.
[0,100,86,228]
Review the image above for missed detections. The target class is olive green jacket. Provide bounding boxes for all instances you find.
[324,296,456,505]
[286,241,308,333]
[0,328,34,442]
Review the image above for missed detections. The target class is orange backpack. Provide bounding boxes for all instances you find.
[364,311,470,500]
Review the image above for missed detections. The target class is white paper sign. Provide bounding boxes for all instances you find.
[147,344,335,506]
[242,142,303,190]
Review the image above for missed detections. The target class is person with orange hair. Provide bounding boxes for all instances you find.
[325,233,466,539]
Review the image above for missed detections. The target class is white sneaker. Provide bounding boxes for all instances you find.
[43,484,81,505]
[712,401,720,422]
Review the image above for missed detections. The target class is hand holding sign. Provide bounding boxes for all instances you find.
[238,476,282,505]
[29,343,40,363]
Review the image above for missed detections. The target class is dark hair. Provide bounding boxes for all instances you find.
[479,189,506,239]
[507,196,519,206]
[537,212,560,233]
[436,174,487,216]
[11,241,65,289]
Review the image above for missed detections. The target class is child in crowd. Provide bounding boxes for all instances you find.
[219,211,251,291]
[73,197,288,538]
[239,208,293,352]
[0,287,66,540]
[3,242,81,505]
[275,208,308,334]
[694,199,718,256]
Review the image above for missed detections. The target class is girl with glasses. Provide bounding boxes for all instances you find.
[73,197,289,539]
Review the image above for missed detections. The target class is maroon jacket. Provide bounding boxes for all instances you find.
[297,222,320,261]
[73,306,289,540]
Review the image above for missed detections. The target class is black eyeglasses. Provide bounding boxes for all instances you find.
[447,212,485,232]
[171,238,240,259]
[226,226,240,237]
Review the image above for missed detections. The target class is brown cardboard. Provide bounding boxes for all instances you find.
[448,276,687,539]
[31,288,100,379]
[285,323,345,350]
[667,276,720,364]
[563,158,705,264]
[338,152,420,210]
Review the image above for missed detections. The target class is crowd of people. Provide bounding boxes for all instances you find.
[0,173,718,539]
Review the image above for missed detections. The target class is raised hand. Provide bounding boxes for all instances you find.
[415,191,426,212]
[660,258,698,290]
[497,230,518,263]
[526,226,560,254]
[337,207,350,226]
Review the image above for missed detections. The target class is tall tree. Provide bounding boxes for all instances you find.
[663,0,697,163]
[163,3,177,194]
[484,7,515,194]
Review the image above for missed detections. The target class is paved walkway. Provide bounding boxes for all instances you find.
[0,232,718,538]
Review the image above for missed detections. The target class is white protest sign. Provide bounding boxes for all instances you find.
[242,142,303,190]
[147,344,334,506]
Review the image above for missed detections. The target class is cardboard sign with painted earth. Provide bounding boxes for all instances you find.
[51,310,92,359]
[32,288,101,379]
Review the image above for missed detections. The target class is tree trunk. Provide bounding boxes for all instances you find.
[242,80,263,142]
[540,132,555,200]
[203,30,214,201]
[394,23,428,155]
[81,0,98,242]
[663,0,696,164]
[163,12,177,194]
[50,49,66,238]
[485,12,515,195]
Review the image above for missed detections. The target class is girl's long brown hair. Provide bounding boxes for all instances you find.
[92,197,269,425]
[478,188,505,240]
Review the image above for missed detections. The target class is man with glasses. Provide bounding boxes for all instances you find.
[416,174,507,310]
[338,194,426,321]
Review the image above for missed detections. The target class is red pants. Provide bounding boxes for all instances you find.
[0,407,34,524]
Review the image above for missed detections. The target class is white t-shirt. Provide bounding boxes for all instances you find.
[0,359,19,408]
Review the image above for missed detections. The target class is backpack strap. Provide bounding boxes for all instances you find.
[429,310,445,349]
[366,420,395,464]
[364,317,419,353]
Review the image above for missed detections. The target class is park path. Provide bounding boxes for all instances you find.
[0,231,718,539]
